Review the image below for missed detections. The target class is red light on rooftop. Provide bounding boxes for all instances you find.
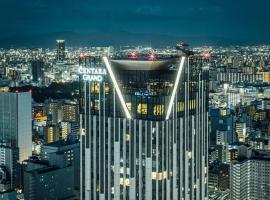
[148,53,157,61]
[79,53,85,59]
[203,52,211,59]
[129,51,138,59]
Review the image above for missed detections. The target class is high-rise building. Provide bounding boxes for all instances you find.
[44,99,62,124]
[31,60,44,82]
[230,150,270,200]
[80,48,209,199]
[44,124,60,144]
[210,108,235,145]
[24,154,75,200]
[0,144,19,190]
[0,92,32,163]
[40,138,80,191]
[208,162,229,191]
[56,40,65,62]
[62,100,79,122]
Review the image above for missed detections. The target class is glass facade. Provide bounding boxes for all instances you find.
[80,55,209,200]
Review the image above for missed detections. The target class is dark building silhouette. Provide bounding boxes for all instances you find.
[31,60,44,82]
[56,40,65,61]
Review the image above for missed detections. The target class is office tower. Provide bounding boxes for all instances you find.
[210,108,235,145]
[230,150,270,200]
[208,162,229,191]
[40,138,80,190]
[80,48,209,199]
[62,100,79,122]
[8,69,18,81]
[56,40,65,62]
[31,60,44,82]
[0,144,19,190]
[44,99,62,123]
[0,92,32,163]
[44,124,60,143]
[60,121,70,140]
[235,122,247,142]
[0,166,10,192]
[24,154,75,200]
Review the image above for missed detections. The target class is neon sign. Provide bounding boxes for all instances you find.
[78,66,107,82]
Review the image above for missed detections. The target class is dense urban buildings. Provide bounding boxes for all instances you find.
[0,42,270,199]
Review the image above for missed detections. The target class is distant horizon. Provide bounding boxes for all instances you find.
[0,30,269,49]
[1,0,270,48]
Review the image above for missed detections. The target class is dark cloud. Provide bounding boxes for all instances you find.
[0,0,270,42]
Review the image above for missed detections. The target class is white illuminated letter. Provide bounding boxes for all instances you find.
[78,67,84,74]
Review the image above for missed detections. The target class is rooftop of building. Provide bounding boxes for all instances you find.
[44,139,79,148]
[26,166,60,174]
[110,57,179,71]
[234,150,270,163]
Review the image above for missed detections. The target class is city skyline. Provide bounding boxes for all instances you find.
[0,0,270,199]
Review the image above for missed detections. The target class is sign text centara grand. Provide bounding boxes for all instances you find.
[78,66,107,82]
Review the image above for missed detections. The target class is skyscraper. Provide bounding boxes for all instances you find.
[24,154,75,200]
[230,148,270,200]
[31,60,44,82]
[0,92,32,163]
[80,48,209,199]
[56,40,65,62]
[0,145,19,190]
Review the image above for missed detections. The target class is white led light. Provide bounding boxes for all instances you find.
[103,57,132,119]
[166,56,186,120]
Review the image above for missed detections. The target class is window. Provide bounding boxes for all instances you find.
[177,102,184,112]
[137,104,147,115]
[91,84,100,93]
[126,103,132,112]
[153,104,164,115]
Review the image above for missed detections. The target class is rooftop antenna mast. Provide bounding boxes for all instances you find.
[176,42,194,57]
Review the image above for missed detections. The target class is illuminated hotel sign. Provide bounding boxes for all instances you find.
[78,67,107,82]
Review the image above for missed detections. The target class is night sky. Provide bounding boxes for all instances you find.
[1,0,270,43]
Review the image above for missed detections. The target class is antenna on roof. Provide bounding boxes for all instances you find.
[176,42,194,56]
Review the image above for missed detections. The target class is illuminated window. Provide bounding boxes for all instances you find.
[120,178,130,186]
[152,171,168,180]
[137,104,147,115]
[126,103,132,112]
[91,84,100,93]
[153,104,164,115]
[189,99,196,110]
[105,84,110,93]
[94,100,99,110]
[188,151,192,159]
[220,109,227,116]
[126,134,130,142]
[177,102,184,112]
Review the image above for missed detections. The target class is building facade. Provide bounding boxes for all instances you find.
[0,92,32,163]
[80,53,209,199]
[230,156,270,200]
[31,60,44,82]
[56,40,65,62]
